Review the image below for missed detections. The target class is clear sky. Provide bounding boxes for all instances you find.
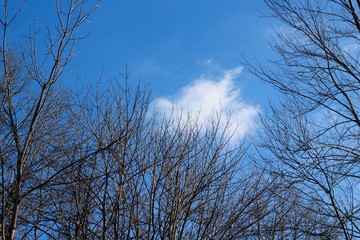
[76,1,274,96]
[13,1,279,138]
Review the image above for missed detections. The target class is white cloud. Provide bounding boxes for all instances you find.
[203,58,214,67]
[154,66,259,139]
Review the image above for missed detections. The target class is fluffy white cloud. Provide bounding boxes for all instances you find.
[155,66,259,138]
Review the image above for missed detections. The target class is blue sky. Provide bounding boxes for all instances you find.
[15,1,278,137]
[75,1,274,95]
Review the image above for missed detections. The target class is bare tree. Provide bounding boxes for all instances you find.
[244,0,360,239]
[0,1,283,239]
[0,1,100,239]
[51,76,275,239]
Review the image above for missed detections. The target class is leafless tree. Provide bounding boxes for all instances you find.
[0,1,286,239]
[50,76,276,239]
[0,1,100,239]
[244,0,360,239]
